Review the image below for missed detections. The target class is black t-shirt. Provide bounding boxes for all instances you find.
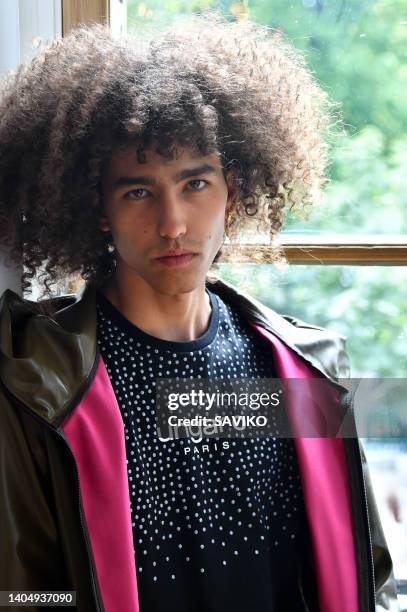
[96,288,314,612]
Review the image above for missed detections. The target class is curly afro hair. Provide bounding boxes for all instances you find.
[0,12,341,301]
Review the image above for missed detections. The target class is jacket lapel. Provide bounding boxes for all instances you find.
[252,323,359,612]
[61,356,140,612]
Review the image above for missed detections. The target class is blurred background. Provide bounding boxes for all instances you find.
[1,0,406,604]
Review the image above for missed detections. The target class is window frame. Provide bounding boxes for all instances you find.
[222,235,407,265]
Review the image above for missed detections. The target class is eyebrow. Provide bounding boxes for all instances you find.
[111,164,218,190]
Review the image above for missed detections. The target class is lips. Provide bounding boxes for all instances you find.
[156,249,195,258]
[155,252,197,267]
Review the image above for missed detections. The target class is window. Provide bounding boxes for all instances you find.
[123,0,407,597]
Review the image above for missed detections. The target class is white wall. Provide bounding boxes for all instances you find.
[0,0,62,76]
[110,0,127,39]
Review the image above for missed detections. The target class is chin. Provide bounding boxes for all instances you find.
[149,272,206,296]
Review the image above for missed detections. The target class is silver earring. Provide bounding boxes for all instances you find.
[102,229,115,253]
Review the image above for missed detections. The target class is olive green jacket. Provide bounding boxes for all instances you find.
[0,277,400,611]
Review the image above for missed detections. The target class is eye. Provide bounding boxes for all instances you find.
[123,180,208,200]
[124,188,149,200]
[187,179,208,191]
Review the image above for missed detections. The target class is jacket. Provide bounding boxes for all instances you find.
[0,276,400,612]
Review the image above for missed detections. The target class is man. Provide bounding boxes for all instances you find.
[0,14,399,612]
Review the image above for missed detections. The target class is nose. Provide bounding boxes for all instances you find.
[157,192,187,239]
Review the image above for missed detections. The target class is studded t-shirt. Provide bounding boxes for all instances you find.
[96,287,313,612]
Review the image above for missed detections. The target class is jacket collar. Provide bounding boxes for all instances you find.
[207,276,350,387]
[0,276,349,426]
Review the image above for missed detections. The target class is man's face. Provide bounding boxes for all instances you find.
[100,143,236,295]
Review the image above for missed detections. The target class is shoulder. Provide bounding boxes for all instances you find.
[207,276,350,382]
[0,286,95,425]
[0,287,76,318]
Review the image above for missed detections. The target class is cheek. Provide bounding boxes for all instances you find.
[205,218,226,249]
[199,202,226,232]
[113,211,153,237]
[211,206,227,233]
[110,218,150,258]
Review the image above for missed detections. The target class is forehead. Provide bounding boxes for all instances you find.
[106,143,223,174]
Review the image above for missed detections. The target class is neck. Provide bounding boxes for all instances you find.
[99,271,212,343]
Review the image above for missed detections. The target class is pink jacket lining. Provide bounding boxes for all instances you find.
[62,324,359,612]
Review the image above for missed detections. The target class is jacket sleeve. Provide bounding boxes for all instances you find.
[359,440,401,612]
[337,331,401,611]
[0,385,71,610]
